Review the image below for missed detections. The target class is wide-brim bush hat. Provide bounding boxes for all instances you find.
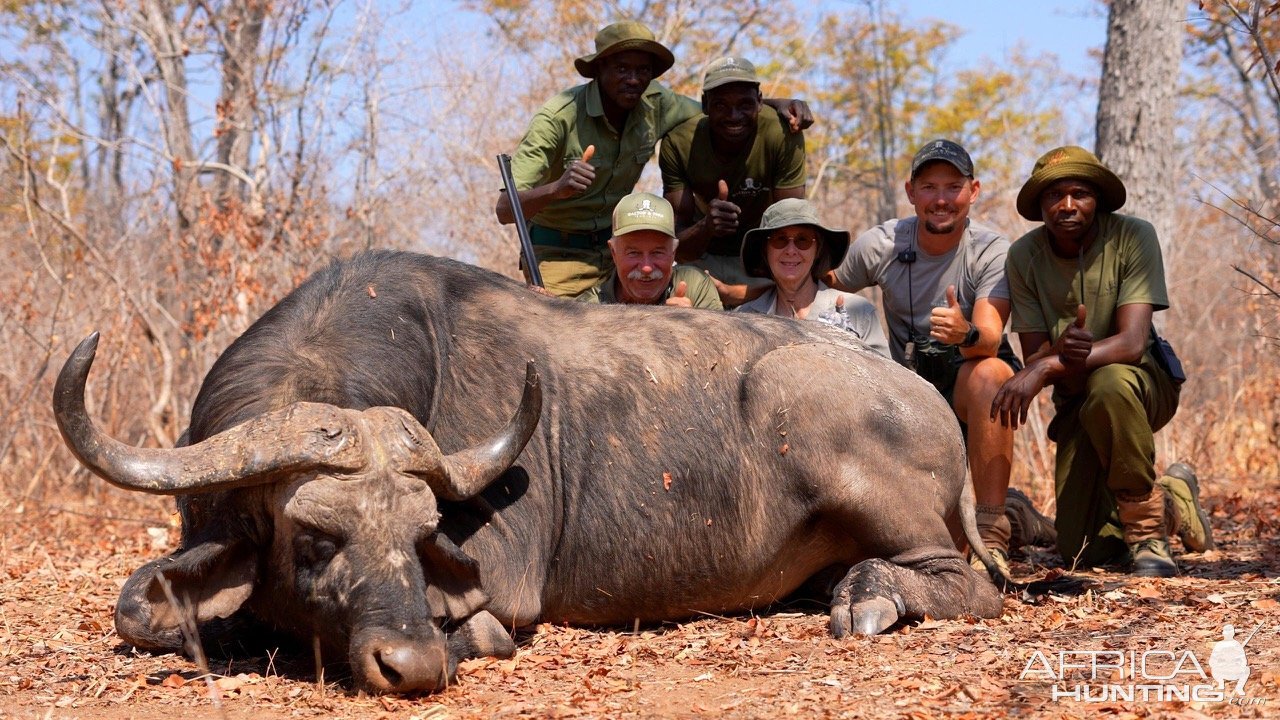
[1016,145,1127,221]
[741,198,850,280]
[575,21,675,79]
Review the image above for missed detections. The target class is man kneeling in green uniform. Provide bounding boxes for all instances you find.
[991,146,1213,577]
[578,192,722,309]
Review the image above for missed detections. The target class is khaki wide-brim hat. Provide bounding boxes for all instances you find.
[575,21,675,79]
[741,198,850,280]
[1016,145,1127,221]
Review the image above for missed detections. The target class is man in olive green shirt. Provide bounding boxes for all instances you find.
[578,192,722,309]
[660,57,807,307]
[496,22,811,298]
[991,146,1212,578]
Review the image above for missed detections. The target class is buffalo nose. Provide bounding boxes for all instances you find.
[351,629,449,694]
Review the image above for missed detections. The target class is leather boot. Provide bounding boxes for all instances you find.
[1159,462,1215,552]
[1116,485,1178,578]
[971,503,1011,577]
[1005,487,1057,551]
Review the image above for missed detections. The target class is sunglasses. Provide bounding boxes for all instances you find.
[767,234,818,251]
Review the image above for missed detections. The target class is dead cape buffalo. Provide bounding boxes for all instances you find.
[54,250,1003,694]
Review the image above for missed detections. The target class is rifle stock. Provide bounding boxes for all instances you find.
[497,154,544,288]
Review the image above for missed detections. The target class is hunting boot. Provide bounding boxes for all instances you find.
[1005,487,1057,552]
[1158,462,1215,552]
[1116,484,1177,578]
[970,502,1012,578]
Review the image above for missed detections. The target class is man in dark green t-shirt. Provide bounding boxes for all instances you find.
[659,57,807,307]
[497,27,812,299]
[578,192,722,309]
[992,146,1213,578]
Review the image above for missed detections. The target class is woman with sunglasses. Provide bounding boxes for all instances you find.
[736,198,889,358]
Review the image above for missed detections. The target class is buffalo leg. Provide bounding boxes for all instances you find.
[828,556,1002,637]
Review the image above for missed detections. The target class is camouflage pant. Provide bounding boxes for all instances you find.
[1048,359,1180,567]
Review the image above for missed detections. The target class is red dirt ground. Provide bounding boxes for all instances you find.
[2,472,1278,720]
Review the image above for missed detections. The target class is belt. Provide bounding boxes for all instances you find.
[530,224,612,250]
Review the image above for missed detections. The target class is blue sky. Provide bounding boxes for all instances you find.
[897,0,1107,77]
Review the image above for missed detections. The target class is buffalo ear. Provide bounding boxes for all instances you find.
[115,539,258,651]
[419,533,489,622]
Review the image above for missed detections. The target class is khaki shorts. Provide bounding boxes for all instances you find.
[532,246,613,298]
[688,253,773,291]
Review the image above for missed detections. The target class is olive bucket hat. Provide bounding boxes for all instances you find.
[1016,145,1127,221]
[575,21,675,79]
[741,198,850,280]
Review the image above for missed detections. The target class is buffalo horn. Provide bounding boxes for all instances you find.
[418,362,542,502]
[53,333,368,495]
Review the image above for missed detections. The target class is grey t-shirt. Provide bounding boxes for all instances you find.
[833,217,1010,365]
[735,283,891,358]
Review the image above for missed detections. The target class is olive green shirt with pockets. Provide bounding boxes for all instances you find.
[576,265,723,309]
[658,113,807,257]
[511,80,702,234]
[1007,212,1168,348]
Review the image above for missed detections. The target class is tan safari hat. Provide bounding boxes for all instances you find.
[612,192,675,238]
[1016,145,1127,221]
[575,21,675,79]
[741,198,850,280]
[702,57,760,93]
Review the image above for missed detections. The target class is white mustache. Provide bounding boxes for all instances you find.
[627,268,666,282]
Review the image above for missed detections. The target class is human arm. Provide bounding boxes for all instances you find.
[762,98,814,132]
[667,182,740,262]
[496,145,596,224]
[990,303,1154,429]
[928,287,1008,359]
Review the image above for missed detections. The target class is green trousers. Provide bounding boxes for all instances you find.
[532,246,613,298]
[1048,356,1180,567]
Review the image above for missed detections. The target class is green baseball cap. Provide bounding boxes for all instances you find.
[740,198,850,279]
[702,56,760,93]
[1016,145,1127,221]
[612,192,675,238]
[575,21,675,79]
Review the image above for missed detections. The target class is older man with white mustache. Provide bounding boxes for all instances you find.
[578,192,722,309]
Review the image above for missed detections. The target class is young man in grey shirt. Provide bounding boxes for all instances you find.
[828,140,1032,573]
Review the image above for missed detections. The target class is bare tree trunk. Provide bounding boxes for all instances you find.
[138,0,199,230]
[1095,0,1185,251]
[212,0,266,211]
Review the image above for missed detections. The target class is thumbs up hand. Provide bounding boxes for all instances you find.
[555,145,597,198]
[665,280,693,307]
[1057,303,1093,368]
[706,179,742,237]
[928,284,968,344]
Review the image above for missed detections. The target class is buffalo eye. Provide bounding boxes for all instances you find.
[294,531,340,570]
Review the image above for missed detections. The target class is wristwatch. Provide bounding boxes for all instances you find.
[960,322,980,348]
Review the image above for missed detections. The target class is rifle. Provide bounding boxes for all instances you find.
[496,154,544,288]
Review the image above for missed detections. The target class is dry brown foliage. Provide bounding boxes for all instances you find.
[1,471,1278,718]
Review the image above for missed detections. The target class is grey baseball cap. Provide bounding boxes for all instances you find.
[702,56,760,93]
[910,139,974,178]
[612,192,675,237]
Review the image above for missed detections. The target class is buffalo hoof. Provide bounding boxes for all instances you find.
[830,595,903,638]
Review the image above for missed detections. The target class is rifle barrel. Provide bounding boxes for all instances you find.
[497,154,544,288]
